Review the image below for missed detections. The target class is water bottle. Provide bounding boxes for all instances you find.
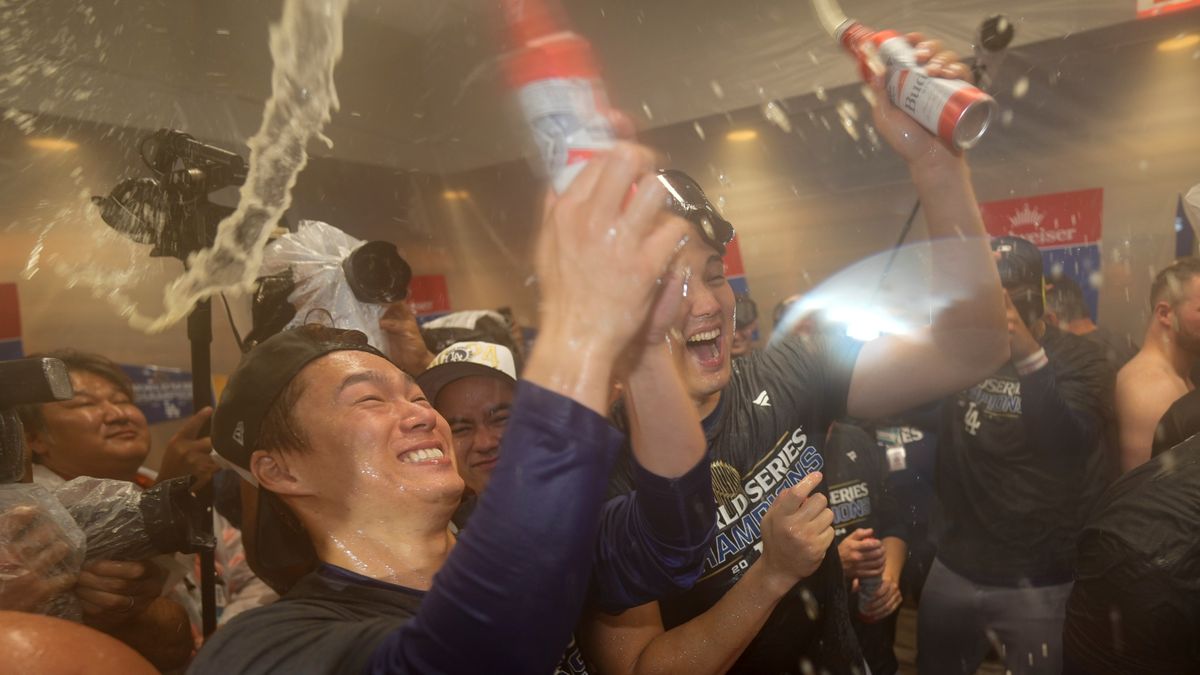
[501,0,616,193]
[835,20,998,150]
[857,573,883,620]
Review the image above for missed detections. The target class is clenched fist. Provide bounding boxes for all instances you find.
[758,471,835,593]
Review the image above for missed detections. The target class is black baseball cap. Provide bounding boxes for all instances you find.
[656,170,735,255]
[991,235,1044,289]
[212,324,388,588]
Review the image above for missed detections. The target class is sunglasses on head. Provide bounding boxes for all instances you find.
[655,169,735,255]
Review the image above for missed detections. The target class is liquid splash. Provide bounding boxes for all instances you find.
[132,0,351,333]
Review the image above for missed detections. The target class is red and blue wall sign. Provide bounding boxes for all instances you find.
[979,188,1104,320]
[0,283,23,361]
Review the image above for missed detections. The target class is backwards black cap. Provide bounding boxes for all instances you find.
[212,325,387,591]
[991,235,1046,325]
[656,170,735,255]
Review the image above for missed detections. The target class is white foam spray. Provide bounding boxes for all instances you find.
[132,0,351,332]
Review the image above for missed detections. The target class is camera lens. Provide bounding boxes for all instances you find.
[342,241,412,304]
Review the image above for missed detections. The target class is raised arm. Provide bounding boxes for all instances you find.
[366,144,693,675]
[583,473,832,675]
[585,273,717,610]
[847,36,1008,419]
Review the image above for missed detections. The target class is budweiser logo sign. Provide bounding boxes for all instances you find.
[980,189,1103,249]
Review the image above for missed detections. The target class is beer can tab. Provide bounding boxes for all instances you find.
[886,445,907,472]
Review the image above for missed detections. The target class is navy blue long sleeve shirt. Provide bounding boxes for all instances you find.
[189,381,714,675]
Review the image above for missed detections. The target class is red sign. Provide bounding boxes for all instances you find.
[1136,0,1200,18]
[979,188,1104,248]
[723,235,746,277]
[408,275,451,316]
[0,283,23,360]
[0,283,19,341]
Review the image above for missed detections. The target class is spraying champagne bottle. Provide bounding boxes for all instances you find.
[501,0,616,193]
[834,20,998,150]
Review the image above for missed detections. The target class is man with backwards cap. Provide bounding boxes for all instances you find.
[188,144,715,674]
[583,39,1011,675]
[917,235,1111,674]
[417,336,714,675]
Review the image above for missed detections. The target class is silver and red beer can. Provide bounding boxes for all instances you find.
[836,21,997,150]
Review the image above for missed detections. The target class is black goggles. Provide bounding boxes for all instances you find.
[656,169,735,255]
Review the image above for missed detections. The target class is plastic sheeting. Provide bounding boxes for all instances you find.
[1062,438,1200,673]
[53,477,165,563]
[0,484,86,619]
[259,220,390,354]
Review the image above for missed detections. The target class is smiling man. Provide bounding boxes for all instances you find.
[415,341,518,527]
[189,143,713,675]
[583,36,1010,675]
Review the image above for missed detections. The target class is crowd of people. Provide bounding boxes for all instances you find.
[1,33,1197,675]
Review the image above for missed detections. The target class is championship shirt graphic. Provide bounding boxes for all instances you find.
[703,426,824,580]
[960,375,1022,436]
[828,480,871,537]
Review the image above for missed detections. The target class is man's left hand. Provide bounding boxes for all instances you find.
[858,576,903,623]
[156,407,218,490]
[76,559,167,629]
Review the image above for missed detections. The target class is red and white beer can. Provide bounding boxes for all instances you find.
[502,0,615,193]
[836,21,997,150]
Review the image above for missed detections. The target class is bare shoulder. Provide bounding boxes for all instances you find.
[1115,352,1187,406]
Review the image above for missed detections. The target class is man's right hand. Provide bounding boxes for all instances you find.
[535,143,688,355]
[758,472,834,594]
[838,527,886,580]
[526,143,689,414]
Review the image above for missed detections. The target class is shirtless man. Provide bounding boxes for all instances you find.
[1115,257,1200,472]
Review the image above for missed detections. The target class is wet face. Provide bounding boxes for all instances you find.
[674,237,736,404]
[28,370,150,481]
[286,351,463,518]
[434,375,514,496]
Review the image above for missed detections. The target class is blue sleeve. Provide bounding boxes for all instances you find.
[589,456,716,613]
[365,382,621,675]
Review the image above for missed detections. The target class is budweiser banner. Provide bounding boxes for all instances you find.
[979,188,1104,319]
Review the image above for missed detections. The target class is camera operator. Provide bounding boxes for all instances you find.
[18,349,275,658]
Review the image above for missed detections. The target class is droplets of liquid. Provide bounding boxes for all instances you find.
[710,80,725,99]
[836,100,860,142]
[132,0,352,333]
[692,121,706,140]
[814,85,828,102]
[762,100,792,133]
[1001,109,1015,127]
[799,587,819,621]
[641,101,654,121]
[1012,76,1030,99]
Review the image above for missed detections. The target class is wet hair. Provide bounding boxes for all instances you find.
[16,349,135,440]
[1046,276,1089,322]
[1149,257,1200,310]
[252,324,373,456]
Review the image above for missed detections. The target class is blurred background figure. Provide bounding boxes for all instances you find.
[0,610,158,675]
[1045,276,1137,370]
[1062,431,1200,674]
[918,235,1112,675]
[730,293,760,358]
[1115,258,1200,473]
